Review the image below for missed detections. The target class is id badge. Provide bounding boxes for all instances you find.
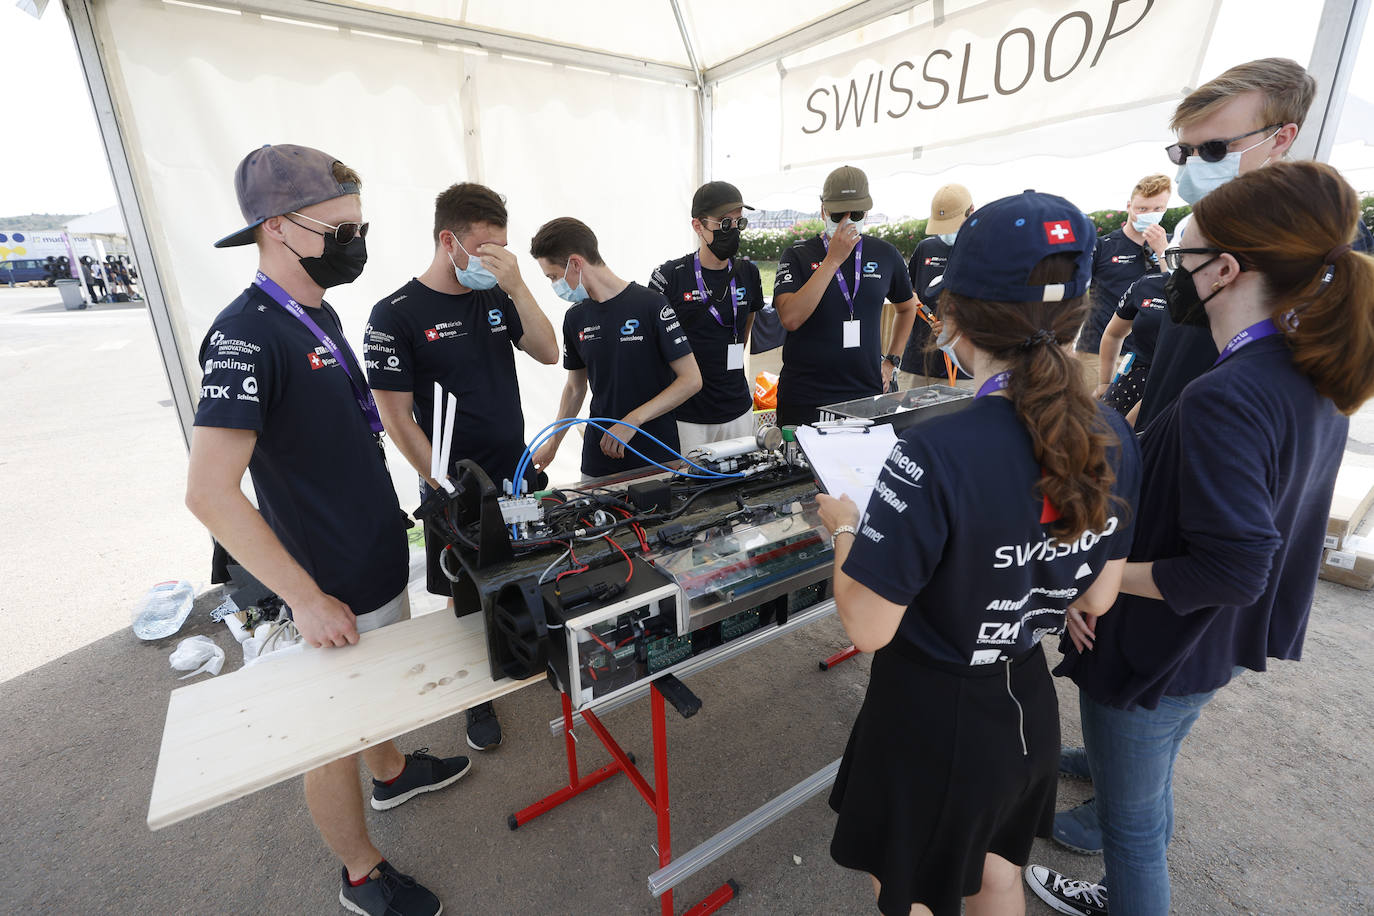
[727,342,745,370]
[842,319,861,349]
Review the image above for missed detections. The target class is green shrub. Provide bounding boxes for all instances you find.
[741,217,931,261]
[1087,205,1191,237]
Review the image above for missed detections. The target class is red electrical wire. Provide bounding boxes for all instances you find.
[602,535,634,583]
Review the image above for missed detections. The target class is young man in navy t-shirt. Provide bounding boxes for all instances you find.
[528,217,701,480]
[366,182,558,752]
[186,145,466,916]
[773,165,916,425]
[899,183,974,389]
[649,180,765,453]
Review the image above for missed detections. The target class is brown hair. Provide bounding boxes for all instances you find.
[433,182,506,244]
[940,254,1120,539]
[332,161,362,188]
[1171,58,1315,132]
[1191,160,1374,415]
[1131,174,1172,200]
[530,217,605,266]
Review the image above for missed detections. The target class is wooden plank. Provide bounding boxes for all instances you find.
[147,610,538,831]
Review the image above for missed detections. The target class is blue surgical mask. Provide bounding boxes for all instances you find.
[1132,211,1164,233]
[935,324,967,376]
[937,232,959,246]
[1175,129,1277,204]
[449,238,499,290]
[552,258,587,303]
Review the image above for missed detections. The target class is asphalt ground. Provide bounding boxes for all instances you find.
[1,285,1371,914]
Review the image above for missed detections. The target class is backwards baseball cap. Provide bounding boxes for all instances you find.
[691,181,754,220]
[927,183,973,234]
[939,190,1094,303]
[214,144,360,248]
[821,165,873,212]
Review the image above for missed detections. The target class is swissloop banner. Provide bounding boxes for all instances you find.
[780,0,1221,169]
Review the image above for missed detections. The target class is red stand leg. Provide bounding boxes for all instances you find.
[508,691,627,830]
[819,644,861,671]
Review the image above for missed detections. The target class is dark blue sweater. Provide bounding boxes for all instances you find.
[1056,334,1348,709]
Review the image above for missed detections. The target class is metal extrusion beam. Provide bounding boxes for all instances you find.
[1295,0,1372,163]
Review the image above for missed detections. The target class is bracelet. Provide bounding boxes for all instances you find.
[831,525,857,548]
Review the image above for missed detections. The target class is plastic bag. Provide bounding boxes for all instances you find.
[243,619,304,668]
[753,370,779,409]
[169,635,225,679]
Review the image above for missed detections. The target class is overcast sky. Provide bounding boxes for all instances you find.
[2,1,1372,219]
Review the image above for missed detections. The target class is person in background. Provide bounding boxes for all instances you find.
[529,217,701,480]
[818,190,1140,916]
[772,165,916,425]
[649,181,765,453]
[1074,175,1171,393]
[366,181,558,752]
[1095,272,1168,422]
[898,183,973,390]
[1027,162,1374,916]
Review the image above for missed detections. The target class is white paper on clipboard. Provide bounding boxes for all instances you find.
[795,423,898,514]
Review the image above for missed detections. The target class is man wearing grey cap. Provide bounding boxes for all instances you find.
[772,165,917,425]
[185,144,466,916]
[648,181,766,453]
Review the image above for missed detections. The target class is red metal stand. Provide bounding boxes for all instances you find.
[509,685,736,916]
[818,644,861,671]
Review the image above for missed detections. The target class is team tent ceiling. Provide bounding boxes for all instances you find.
[58,0,1369,489]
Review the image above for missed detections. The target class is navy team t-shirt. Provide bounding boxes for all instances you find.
[648,254,764,424]
[773,234,914,410]
[194,284,408,616]
[843,397,1141,666]
[901,235,965,379]
[1114,273,1169,368]
[1079,229,1155,354]
[562,282,694,479]
[365,278,530,490]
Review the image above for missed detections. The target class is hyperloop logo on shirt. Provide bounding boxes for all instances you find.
[487,309,503,326]
[1044,221,1076,244]
[621,318,641,335]
[863,260,879,274]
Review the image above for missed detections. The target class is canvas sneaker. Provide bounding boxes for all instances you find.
[339,861,441,916]
[466,701,503,751]
[1060,745,1093,780]
[1053,797,1104,854]
[1025,865,1108,916]
[370,748,471,811]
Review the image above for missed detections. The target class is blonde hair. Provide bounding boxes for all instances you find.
[1131,174,1172,200]
[1171,58,1315,132]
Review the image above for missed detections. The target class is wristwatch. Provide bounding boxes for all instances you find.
[831,525,857,548]
[883,353,902,368]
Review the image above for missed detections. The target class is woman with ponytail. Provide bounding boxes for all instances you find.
[817,191,1141,916]
[1030,161,1374,916]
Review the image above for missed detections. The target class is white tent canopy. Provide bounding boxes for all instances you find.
[64,205,125,236]
[58,0,1370,486]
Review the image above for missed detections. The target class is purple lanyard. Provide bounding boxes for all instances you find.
[976,371,1011,399]
[253,271,384,434]
[692,253,739,339]
[1213,318,1281,367]
[821,235,863,319]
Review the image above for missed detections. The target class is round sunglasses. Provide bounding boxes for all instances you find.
[1165,124,1281,166]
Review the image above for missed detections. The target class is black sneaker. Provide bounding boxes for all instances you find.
[466,701,502,751]
[339,861,442,916]
[1024,865,1108,916]
[370,748,471,811]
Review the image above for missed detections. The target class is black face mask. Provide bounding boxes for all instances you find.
[291,233,368,288]
[707,227,741,261]
[1163,256,1221,328]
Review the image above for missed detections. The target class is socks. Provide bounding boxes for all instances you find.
[377,760,407,786]
[349,862,385,887]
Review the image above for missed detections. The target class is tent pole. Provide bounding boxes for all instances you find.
[1294,0,1371,163]
[667,0,709,185]
[62,0,196,449]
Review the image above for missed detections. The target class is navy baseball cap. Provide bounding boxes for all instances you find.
[938,190,1094,303]
[214,144,360,248]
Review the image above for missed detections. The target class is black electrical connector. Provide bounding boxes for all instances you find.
[558,581,625,612]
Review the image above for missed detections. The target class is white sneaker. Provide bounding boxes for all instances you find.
[1025,864,1108,915]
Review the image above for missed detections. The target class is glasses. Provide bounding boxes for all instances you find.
[286,211,369,244]
[1165,124,1282,165]
[704,216,749,231]
[1164,247,1241,272]
[831,211,867,222]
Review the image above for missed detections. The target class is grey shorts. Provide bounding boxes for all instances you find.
[355,589,412,634]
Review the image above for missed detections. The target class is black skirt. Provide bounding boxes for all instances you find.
[829,640,1059,916]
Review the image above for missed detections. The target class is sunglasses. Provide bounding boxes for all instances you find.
[831,211,867,222]
[704,215,749,231]
[1165,124,1282,166]
[1164,247,1247,272]
[287,211,370,244]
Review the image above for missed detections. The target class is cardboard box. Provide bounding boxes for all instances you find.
[1325,463,1374,550]
[1320,500,1374,590]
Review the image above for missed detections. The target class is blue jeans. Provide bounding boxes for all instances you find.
[1078,683,1225,916]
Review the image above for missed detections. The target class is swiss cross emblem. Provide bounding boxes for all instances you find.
[924,257,933,265]
[307,352,323,370]
[424,328,439,341]
[1044,221,1075,244]
[810,262,821,270]
[683,292,693,302]
[1111,256,1120,263]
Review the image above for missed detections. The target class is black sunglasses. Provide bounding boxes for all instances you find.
[832,211,867,222]
[1165,124,1281,166]
[287,212,370,244]
[704,215,749,231]
[1164,247,1247,272]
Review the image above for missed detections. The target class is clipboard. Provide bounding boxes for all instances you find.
[795,422,898,513]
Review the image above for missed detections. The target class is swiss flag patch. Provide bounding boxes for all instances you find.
[306,352,324,370]
[924,257,933,265]
[810,262,821,270]
[1044,221,1075,244]
[424,328,439,341]
[683,292,693,302]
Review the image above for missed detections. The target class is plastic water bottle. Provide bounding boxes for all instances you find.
[132,580,196,640]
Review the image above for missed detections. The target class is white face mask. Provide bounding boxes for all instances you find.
[937,232,959,246]
[935,324,967,375]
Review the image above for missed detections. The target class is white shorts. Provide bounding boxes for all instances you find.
[677,410,756,455]
[354,589,412,634]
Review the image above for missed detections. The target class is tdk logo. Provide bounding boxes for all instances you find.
[487,309,503,326]
[621,319,640,335]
